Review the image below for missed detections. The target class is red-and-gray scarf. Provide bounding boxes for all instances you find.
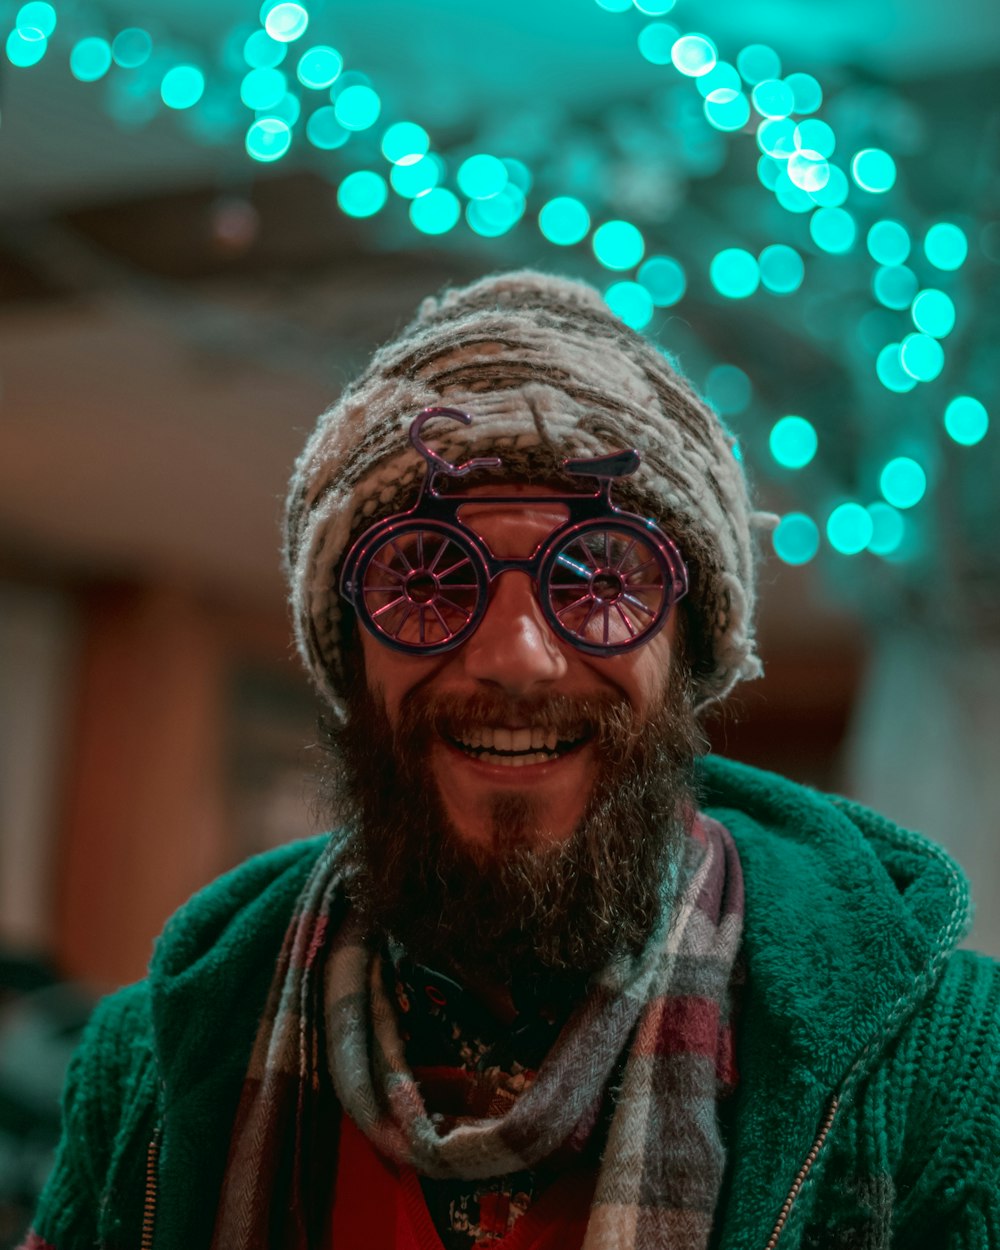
[212,813,744,1250]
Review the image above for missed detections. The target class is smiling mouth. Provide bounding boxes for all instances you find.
[442,724,590,768]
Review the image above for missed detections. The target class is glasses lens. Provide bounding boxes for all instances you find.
[360,526,482,647]
[546,526,669,649]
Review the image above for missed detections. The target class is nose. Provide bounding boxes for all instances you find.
[460,571,568,693]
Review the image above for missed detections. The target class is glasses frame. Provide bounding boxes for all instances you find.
[339,406,688,658]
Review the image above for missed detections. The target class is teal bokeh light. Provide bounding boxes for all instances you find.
[241,67,286,110]
[634,0,676,12]
[873,265,918,310]
[770,415,817,468]
[305,105,348,149]
[16,2,56,37]
[672,33,717,76]
[736,43,780,84]
[924,222,968,270]
[810,206,855,254]
[264,2,309,42]
[595,0,631,10]
[410,188,461,235]
[70,37,111,81]
[911,289,955,338]
[604,281,654,330]
[538,197,590,246]
[710,248,759,298]
[7,27,47,66]
[794,119,834,157]
[638,22,678,65]
[466,185,526,236]
[244,29,285,68]
[827,503,873,555]
[112,28,152,69]
[787,150,830,193]
[757,118,796,159]
[638,255,686,306]
[263,92,300,126]
[867,219,910,265]
[390,155,440,197]
[758,244,804,293]
[457,154,507,199]
[784,72,822,114]
[593,220,645,270]
[880,458,927,509]
[809,164,848,207]
[867,503,905,556]
[334,83,381,131]
[382,121,429,165]
[705,364,751,415]
[773,169,814,214]
[697,61,740,98]
[704,88,750,132]
[944,396,989,446]
[161,65,205,109]
[337,170,388,218]
[899,332,944,382]
[773,513,819,565]
[245,116,291,161]
[851,148,896,193]
[297,45,342,88]
[875,343,917,393]
[751,78,794,119]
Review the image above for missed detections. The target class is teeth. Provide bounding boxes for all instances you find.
[476,751,554,767]
[453,725,586,754]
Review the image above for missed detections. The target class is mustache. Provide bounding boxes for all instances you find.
[394,688,642,752]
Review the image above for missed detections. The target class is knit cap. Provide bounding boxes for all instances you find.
[284,269,769,719]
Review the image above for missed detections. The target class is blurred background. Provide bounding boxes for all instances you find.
[0,0,998,1235]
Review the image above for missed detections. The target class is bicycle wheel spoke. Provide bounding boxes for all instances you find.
[554,552,591,580]
[620,592,658,619]
[554,593,591,620]
[429,601,451,636]
[437,593,474,621]
[370,559,405,581]
[371,594,408,619]
[613,537,637,571]
[614,602,637,637]
[427,537,450,573]
[438,555,474,579]
[389,539,413,572]
[388,603,416,638]
[416,531,424,567]
[569,539,600,570]
[602,605,610,646]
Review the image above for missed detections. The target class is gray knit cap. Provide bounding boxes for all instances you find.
[284,269,769,719]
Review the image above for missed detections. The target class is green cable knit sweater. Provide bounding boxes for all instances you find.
[26,757,1000,1249]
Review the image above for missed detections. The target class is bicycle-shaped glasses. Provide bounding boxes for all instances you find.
[340,407,688,658]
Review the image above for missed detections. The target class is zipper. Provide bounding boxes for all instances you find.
[764,1093,840,1249]
[141,1125,162,1250]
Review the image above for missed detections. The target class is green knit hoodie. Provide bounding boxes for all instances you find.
[26,757,1000,1249]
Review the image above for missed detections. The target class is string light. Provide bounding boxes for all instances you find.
[409,187,460,235]
[337,170,387,218]
[827,503,873,555]
[604,280,654,329]
[758,244,804,293]
[592,219,645,269]
[773,513,819,564]
[538,197,590,246]
[924,222,968,270]
[637,255,686,305]
[944,396,989,446]
[710,249,759,298]
[769,416,817,468]
[70,37,111,82]
[880,457,927,508]
[161,65,205,109]
[851,148,896,193]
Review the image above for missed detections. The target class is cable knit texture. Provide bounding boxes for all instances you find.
[283,270,772,718]
[23,757,1000,1250]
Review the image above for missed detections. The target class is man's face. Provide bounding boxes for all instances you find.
[325,486,701,982]
[359,489,680,853]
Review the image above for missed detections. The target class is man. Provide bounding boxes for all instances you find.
[25,271,1000,1250]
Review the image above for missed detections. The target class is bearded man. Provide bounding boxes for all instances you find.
[24,271,1000,1250]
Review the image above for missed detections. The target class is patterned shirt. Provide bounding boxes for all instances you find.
[387,948,592,1249]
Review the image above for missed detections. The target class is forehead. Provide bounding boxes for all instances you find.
[455,483,571,556]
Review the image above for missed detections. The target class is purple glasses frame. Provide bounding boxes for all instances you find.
[339,407,689,657]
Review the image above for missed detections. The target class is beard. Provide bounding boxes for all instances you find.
[317,654,705,986]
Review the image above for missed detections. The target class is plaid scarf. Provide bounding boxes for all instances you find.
[211,813,743,1250]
